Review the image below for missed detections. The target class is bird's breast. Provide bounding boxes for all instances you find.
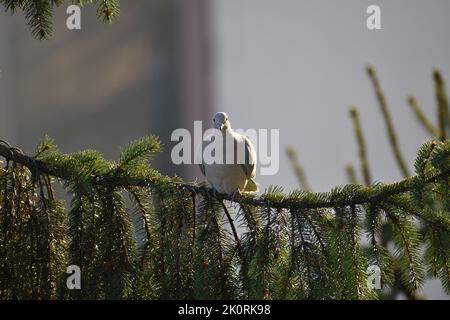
[204,163,247,194]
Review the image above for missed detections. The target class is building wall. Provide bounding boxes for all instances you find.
[0,1,210,178]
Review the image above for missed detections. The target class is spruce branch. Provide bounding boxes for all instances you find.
[0,0,26,12]
[23,0,53,40]
[286,146,311,191]
[434,70,450,140]
[221,201,243,259]
[0,0,120,39]
[407,96,440,137]
[345,164,358,184]
[350,106,372,186]
[95,0,119,23]
[384,204,424,290]
[1,140,448,212]
[367,66,411,177]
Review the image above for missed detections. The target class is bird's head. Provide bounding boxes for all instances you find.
[213,112,231,131]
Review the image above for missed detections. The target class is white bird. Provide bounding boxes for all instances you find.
[199,112,259,195]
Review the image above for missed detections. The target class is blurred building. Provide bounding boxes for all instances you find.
[0,0,210,180]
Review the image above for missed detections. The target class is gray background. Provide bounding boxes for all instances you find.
[1,0,449,299]
[211,0,450,192]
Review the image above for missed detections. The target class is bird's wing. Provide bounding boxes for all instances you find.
[240,135,257,179]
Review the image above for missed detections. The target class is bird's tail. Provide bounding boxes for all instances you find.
[244,178,259,193]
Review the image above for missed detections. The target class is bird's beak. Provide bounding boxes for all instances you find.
[220,124,225,130]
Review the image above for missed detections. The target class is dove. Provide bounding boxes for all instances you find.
[199,112,259,195]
